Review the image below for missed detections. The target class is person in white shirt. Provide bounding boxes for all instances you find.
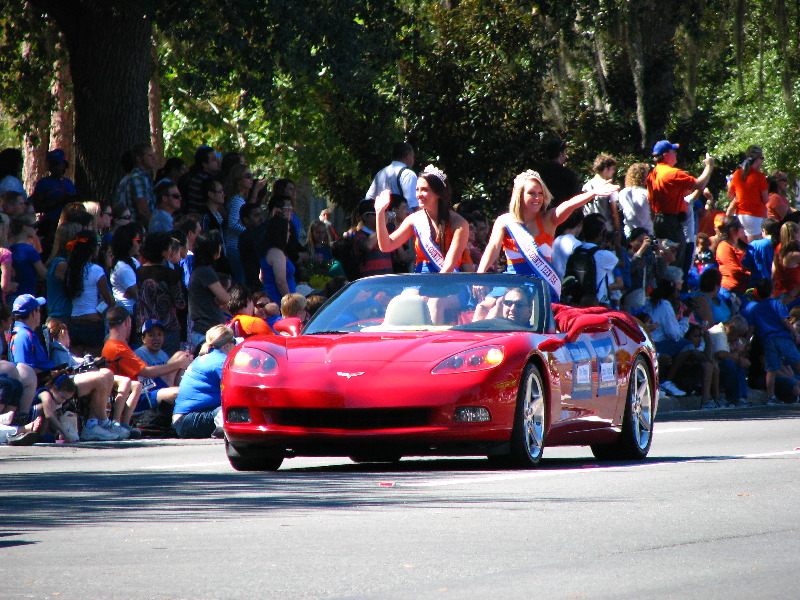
[551,210,583,279]
[365,142,418,210]
[582,154,620,232]
[618,162,653,237]
[578,214,622,306]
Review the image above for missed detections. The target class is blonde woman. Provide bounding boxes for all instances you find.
[172,325,236,438]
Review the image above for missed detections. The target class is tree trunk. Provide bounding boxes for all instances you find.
[149,39,164,165]
[50,48,75,183]
[624,9,648,148]
[32,1,153,203]
[23,122,50,195]
[776,0,793,112]
[735,0,746,96]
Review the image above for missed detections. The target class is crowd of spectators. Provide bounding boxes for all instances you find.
[1,136,798,446]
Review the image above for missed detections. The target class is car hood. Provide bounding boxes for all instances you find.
[252,332,524,364]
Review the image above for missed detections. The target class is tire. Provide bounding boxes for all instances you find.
[591,356,654,461]
[225,439,284,471]
[503,362,547,468]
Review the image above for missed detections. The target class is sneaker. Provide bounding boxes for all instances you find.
[701,399,717,409]
[767,396,783,406]
[101,419,129,441]
[715,398,730,408]
[736,397,754,407]
[120,423,142,439]
[80,419,119,442]
[7,430,40,446]
[660,381,686,397]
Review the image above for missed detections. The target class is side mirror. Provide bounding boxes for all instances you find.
[273,317,302,337]
[564,314,611,343]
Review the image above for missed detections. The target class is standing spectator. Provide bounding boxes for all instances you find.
[536,138,582,206]
[188,231,230,349]
[109,223,141,316]
[148,180,182,234]
[64,233,114,356]
[551,210,583,280]
[44,222,82,323]
[181,146,221,215]
[9,219,46,302]
[172,325,236,439]
[0,148,26,199]
[577,214,623,307]
[305,219,334,262]
[772,221,800,304]
[224,164,256,283]
[30,149,78,248]
[618,163,653,237]
[582,154,620,232]
[726,145,768,242]
[83,202,113,242]
[270,179,307,247]
[646,140,714,276]
[696,192,724,237]
[199,177,227,235]
[260,216,297,303]
[116,142,157,224]
[237,204,266,292]
[2,191,27,220]
[155,157,187,185]
[625,227,667,310]
[365,142,418,211]
[766,170,794,220]
[0,213,18,303]
[715,216,750,302]
[742,217,779,283]
[353,200,393,278]
[319,208,339,240]
[137,232,186,355]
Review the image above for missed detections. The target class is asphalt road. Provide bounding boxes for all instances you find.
[1,405,799,600]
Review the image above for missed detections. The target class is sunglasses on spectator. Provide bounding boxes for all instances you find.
[255,301,269,308]
[118,214,132,220]
[502,300,530,308]
[103,211,113,216]
[170,193,181,199]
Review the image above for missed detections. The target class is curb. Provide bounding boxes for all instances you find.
[658,389,770,413]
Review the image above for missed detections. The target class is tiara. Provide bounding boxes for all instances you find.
[422,164,447,185]
[514,169,541,187]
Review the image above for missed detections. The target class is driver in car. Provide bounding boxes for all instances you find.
[500,287,533,327]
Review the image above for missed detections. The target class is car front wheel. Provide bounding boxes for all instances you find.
[225,439,284,471]
[503,362,547,468]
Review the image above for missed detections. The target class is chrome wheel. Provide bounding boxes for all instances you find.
[630,359,653,451]
[521,366,546,461]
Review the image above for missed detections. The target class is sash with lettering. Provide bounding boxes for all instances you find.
[412,210,459,273]
[505,219,561,297]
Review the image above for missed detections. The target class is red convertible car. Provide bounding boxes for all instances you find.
[221,274,658,471]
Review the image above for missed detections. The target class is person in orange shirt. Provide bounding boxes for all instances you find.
[715,216,751,302]
[726,145,769,241]
[646,140,714,275]
[766,170,794,221]
[227,283,274,338]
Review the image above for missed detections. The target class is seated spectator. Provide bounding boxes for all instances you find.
[708,314,752,407]
[742,279,800,404]
[30,373,106,442]
[690,268,733,328]
[9,295,115,425]
[0,213,18,303]
[641,279,693,397]
[677,324,719,409]
[172,325,236,438]
[575,213,622,307]
[772,220,800,307]
[279,292,308,322]
[226,283,273,337]
[2,191,27,220]
[102,307,191,413]
[305,294,327,318]
[252,291,282,331]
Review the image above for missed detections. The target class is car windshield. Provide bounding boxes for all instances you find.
[304,274,553,334]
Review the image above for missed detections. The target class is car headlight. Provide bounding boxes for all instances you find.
[432,346,504,374]
[229,347,279,375]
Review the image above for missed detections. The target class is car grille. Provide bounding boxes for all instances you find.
[273,408,431,430]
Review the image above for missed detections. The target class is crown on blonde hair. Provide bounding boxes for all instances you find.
[513,169,541,187]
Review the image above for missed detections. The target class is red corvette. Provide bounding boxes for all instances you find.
[221,274,658,471]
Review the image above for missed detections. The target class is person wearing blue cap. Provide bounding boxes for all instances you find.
[646,140,715,277]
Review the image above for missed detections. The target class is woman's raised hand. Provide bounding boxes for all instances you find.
[374,190,392,213]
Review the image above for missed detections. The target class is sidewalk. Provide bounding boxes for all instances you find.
[658,388,770,413]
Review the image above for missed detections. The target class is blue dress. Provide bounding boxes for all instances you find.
[260,251,296,302]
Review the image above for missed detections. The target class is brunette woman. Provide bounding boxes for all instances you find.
[715,216,750,302]
[260,216,296,303]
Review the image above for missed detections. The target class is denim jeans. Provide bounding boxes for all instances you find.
[173,406,221,438]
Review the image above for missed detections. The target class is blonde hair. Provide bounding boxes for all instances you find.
[624,163,650,188]
[509,170,553,221]
[280,292,307,318]
[305,220,333,253]
[46,222,83,266]
[199,325,236,356]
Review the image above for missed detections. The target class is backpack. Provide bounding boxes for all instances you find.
[560,245,600,305]
[332,235,362,281]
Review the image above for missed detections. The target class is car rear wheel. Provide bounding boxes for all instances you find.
[591,356,654,460]
[225,439,284,471]
[502,362,546,468]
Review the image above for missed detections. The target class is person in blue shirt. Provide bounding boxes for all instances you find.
[742,217,779,283]
[742,278,800,403]
[9,294,116,428]
[172,325,236,438]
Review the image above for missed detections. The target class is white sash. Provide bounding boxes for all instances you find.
[412,210,459,272]
[505,219,561,296]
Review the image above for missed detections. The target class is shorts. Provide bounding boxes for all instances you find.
[763,336,800,372]
[738,214,763,239]
[134,389,161,414]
